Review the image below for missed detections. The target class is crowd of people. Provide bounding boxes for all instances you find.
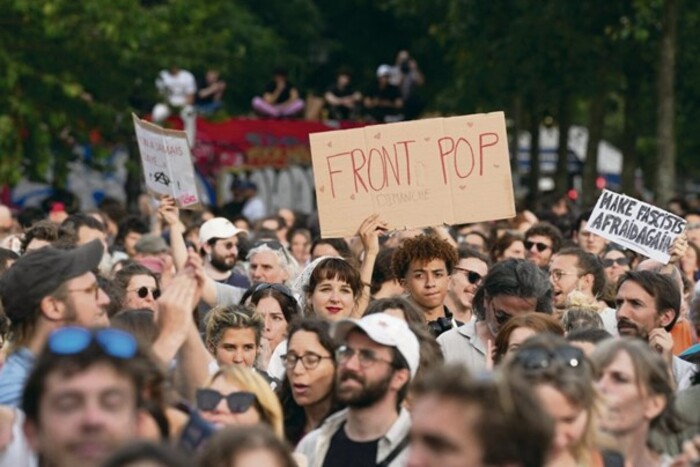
[152,50,425,142]
[0,191,699,467]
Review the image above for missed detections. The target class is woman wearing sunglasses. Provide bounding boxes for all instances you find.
[506,334,608,467]
[600,246,632,286]
[113,262,161,313]
[277,318,341,446]
[591,338,683,467]
[197,365,284,438]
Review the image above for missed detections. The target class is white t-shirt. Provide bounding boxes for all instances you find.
[156,69,196,107]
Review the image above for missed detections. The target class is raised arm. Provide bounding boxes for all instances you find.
[158,196,189,272]
[354,214,388,318]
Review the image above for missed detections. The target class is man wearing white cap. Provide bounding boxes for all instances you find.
[199,217,250,289]
[296,313,419,467]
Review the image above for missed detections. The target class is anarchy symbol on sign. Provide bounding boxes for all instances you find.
[152,172,171,186]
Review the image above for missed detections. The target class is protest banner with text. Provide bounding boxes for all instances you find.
[132,114,201,210]
[586,189,686,263]
[309,112,515,237]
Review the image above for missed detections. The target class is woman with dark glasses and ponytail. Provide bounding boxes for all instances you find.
[506,334,621,467]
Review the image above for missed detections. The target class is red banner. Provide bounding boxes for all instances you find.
[187,117,367,179]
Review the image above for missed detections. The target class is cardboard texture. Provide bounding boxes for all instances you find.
[586,189,686,264]
[310,112,515,237]
[132,114,202,210]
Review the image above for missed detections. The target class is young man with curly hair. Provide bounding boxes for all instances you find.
[391,235,458,336]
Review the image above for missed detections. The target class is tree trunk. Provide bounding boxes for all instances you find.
[126,139,143,212]
[582,92,606,207]
[621,77,639,196]
[555,94,571,197]
[527,110,540,210]
[510,96,523,197]
[655,0,678,205]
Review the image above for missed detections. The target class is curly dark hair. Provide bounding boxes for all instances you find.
[524,222,563,254]
[391,235,458,280]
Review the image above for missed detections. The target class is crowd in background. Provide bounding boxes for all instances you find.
[0,189,698,466]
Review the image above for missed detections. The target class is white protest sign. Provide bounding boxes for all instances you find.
[309,112,515,237]
[586,189,686,263]
[132,114,201,210]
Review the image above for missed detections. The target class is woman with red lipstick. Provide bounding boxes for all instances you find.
[277,319,341,446]
[299,257,363,321]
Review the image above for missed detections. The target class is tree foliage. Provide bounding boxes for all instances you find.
[1,0,699,203]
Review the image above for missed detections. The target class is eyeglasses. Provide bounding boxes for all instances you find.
[549,270,579,283]
[48,327,138,359]
[602,257,630,268]
[524,240,550,253]
[216,240,237,250]
[127,286,161,300]
[281,352,333,370]
[67,282,101,300]
[336,345,393,368]
[196,389,257,413]
[514,346,585,372]
[453,267,482,285]
[253,282,295,301]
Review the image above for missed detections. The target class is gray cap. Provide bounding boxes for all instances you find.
[134,235,169,255]
[0,239,104,323]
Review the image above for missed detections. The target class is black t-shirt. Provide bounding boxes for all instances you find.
[366,83,401,102]
[264,80,295,104]
[322,423,379,467]
[327,83,356,99]
[222,271,251,289]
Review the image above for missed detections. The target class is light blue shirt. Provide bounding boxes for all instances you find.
[0,347,36,408]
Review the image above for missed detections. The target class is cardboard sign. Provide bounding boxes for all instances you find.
[587,190,686,263]
[132,114,201,210]
[309,112,515,237]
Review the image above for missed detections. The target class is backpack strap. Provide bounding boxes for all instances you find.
[377,434,410,467]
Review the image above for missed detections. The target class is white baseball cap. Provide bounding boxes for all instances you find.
[333,313,420,379]
[376,64,393,78]
[199,217,246,244]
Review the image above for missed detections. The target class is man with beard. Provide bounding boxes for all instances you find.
[438,259,553,373]
[199,217,250,289]
[0,240,109,406]
[548,247,617,335]
[615,270,695,390]
[296,313,419,467]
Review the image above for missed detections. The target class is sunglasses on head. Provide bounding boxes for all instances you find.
[602,257,630,268]
[196,389,257,413]
[252,240,292,262]
[453,267,482,284]
[253,239,284,251]
[129,286,161,300]
[514,346,585,372]
[524,240,550,253]
[48,327,138,359]
[253,282,295,300]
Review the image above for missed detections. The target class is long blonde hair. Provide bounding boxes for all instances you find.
[207,365,285,439]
